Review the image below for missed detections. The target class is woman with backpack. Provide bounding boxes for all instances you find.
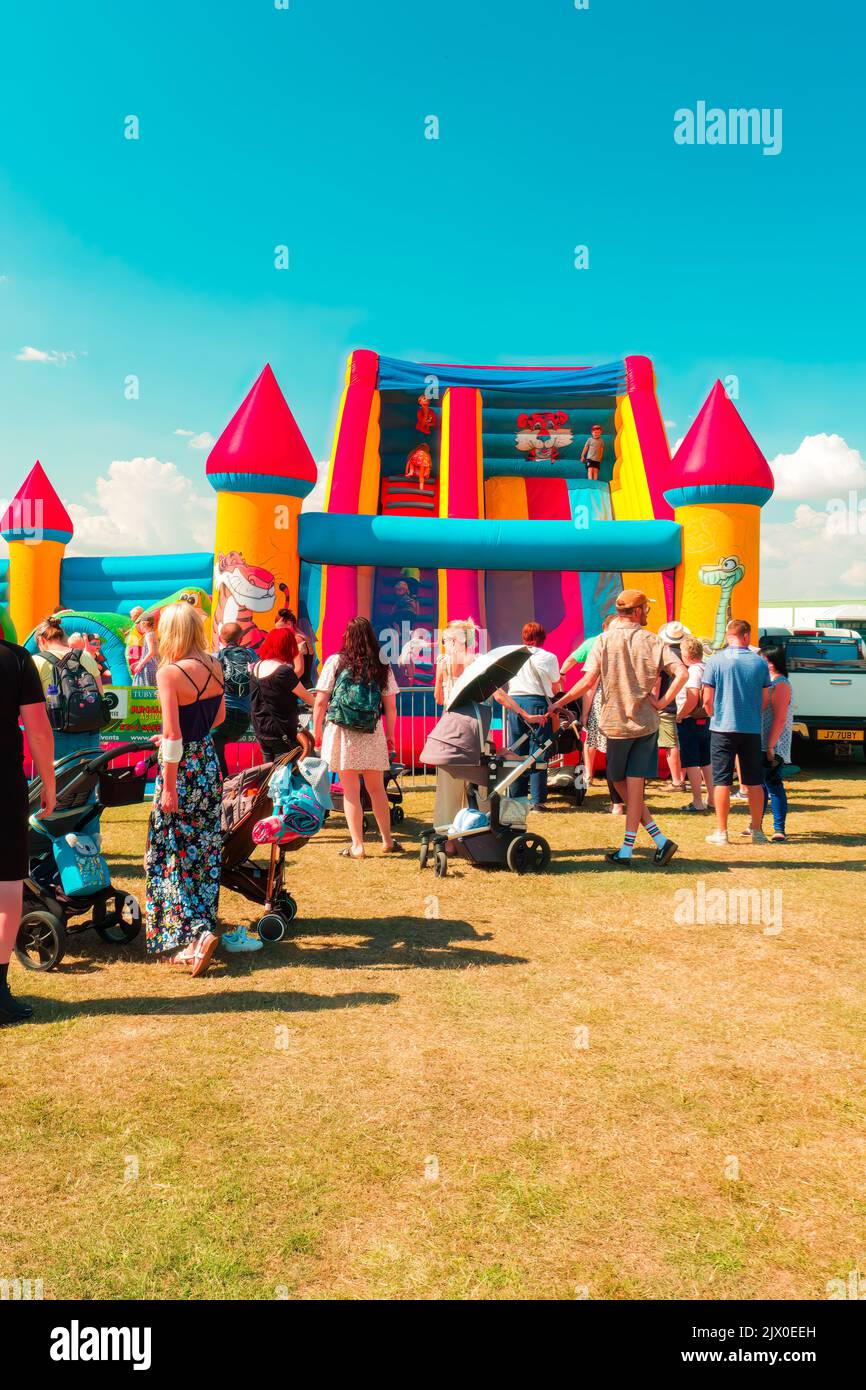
[213,621,256,777]
[250,628,316,762]
[313,617,400,858]
[32,617,107,838]
[33,618,106,754]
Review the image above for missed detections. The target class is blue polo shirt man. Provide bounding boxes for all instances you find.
[702,620,772,845]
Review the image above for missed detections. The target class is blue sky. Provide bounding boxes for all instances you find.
[1,0,864,592]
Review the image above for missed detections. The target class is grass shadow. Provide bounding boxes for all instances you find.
[263,915,528,971]
[22,989,400,1022]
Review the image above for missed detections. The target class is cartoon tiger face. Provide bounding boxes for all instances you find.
[515,411,573,462]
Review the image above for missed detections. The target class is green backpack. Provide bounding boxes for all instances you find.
[327,665,383,733]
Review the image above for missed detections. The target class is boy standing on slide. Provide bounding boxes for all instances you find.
[581,424,605,481]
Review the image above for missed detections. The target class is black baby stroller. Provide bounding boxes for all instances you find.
[546,706,589,804]
[328,758,406,830]
[418,646,556,877]
[17,742,149,971]
[220,751,312,942]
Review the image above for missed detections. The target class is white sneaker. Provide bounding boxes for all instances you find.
[741,827,768,844]
[705,829,729,846]
[731,791,749,804]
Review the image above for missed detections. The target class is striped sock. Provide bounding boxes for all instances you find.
[618,830,637,860]
[643,818,669,848]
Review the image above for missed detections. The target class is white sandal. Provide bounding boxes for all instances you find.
[190,931,220,978]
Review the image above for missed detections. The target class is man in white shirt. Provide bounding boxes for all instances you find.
[504,622,561,809]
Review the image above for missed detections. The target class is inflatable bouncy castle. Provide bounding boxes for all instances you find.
[308,353,676,669]
[0,353,774,751]
[303,352,773,675]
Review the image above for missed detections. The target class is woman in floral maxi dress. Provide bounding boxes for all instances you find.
[145,603,226,977]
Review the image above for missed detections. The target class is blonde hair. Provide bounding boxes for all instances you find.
[681,636,705,663]
[440,619,479,656]
[157,602,207,666]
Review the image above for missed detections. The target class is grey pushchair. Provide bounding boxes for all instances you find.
[17,742,148,970]
[418,646,556,876]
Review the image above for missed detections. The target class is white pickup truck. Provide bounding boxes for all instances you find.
[759,628,866,759]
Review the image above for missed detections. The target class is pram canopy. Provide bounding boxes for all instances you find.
[420,700,493,784]
[422,645,540,785]
[28,742,150,841]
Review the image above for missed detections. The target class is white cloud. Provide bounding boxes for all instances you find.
[670,436,684,456]
[15,345,76,365]
[761,497,866,597]
[174,428,215,450]
[769,433,866,501]
[65,458,217,556]
[663,419,677,430]
[302,459,330,513]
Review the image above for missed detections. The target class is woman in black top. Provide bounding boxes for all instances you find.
[250,628,315,760]
[0,639,57,1024]
[275,606,316,693]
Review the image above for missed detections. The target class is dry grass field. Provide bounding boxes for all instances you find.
[2,762,864,1301]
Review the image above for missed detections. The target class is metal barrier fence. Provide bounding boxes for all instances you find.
[88,686,511,791]
[392,686,510,792]
[216,685,450,788]
[394,685,437,791]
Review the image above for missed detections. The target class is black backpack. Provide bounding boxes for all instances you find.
[44,650,107,734]
[219,644,252,705]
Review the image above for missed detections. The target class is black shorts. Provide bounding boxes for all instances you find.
[0,776,30,881]
[605,731,659,782]
[710,731,763,787]
[678,717,711,769]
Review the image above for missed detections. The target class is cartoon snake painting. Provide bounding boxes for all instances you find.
[698,555,745,648]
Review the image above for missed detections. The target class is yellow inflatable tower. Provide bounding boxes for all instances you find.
[663,382,774,647]
[0,460,73,641]
[207,364,318,651]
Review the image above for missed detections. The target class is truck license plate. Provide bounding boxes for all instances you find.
[816,729,864,741]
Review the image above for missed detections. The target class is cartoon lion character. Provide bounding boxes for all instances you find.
[515,411,573,463]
